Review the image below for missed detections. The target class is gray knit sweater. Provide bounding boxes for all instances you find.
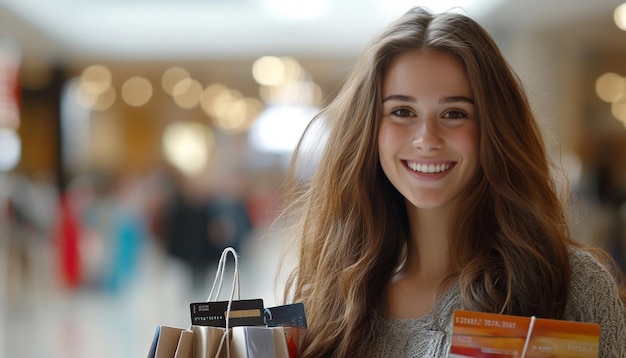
[369,249,626,357]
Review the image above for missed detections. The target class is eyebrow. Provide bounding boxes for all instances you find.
[382,94,475,105]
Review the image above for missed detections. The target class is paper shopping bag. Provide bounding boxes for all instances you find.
[230,326,290,358]
[147,325,193,358]
[175,329,194,358]
[147,247,305,358]
[147,246,241,358]
[272,327,291,358]
[190,325,229,358]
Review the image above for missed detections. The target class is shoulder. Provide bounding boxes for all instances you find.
[567,248,622,316]
[569,249,615,285]
[566,248,626,357]
[568,249,620,297]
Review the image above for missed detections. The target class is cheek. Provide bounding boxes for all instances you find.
[454,127,480,163]
[378,123,404,155]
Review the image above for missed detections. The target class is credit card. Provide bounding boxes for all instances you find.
[190,299,265,327]
[264,302,307,328]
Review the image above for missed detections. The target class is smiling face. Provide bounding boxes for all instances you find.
[378,49,479,213]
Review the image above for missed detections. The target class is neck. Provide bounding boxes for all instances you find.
[403,204,452,283]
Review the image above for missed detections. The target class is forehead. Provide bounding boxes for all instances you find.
[382,49,472,97]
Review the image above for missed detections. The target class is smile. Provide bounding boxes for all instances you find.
[405,161,453,174]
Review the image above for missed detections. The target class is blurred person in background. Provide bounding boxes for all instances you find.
[88,172,147,293]
[162,170,253,293]
[279,7,626,357]
[4,172,59,302]
[51,172,148,293]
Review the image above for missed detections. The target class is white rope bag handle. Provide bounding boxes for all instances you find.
[520,316,536,358]
[208,247,241,358]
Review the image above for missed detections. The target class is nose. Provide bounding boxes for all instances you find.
[412,118,443,151]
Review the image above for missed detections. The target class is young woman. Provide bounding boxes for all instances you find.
[279,6,626,357]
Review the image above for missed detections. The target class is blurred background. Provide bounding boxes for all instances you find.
[0,0,625,357]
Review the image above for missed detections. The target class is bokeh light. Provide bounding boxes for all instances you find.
[200,83,230,118]
[121,76,153,107]
[90,86,116,111]
[213,97,264,133]
[595,72,625,103]
[253,56,305,87]
[614,3,626,30]
[248,105,319,154]
[162,121,215,175]
[75,65,116,110]
[80,65,112,96]
[172,78,203,109]
[161,66,190,95]
[253,56,286,86]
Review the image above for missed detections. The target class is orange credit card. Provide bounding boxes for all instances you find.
[450,309,600,358]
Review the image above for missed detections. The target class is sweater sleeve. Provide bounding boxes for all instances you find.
[565,249,626,358]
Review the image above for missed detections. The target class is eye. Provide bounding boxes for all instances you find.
[442,109,469,119]
[391,107,416,117]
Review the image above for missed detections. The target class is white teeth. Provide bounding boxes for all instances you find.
[407,162,451,173]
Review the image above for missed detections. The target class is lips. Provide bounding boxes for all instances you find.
[404,160,455,174]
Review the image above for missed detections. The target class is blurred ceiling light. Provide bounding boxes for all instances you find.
[162,66,190,95]
[260,0,328,21]
[172,78,203,109]
[595,72,626,103]
[200,83,229,117]
[213,89,243,119]
[260,80,321,106]
[162,121,215,176]
[244,97,264,123]
[615,3,626,30]
[200,83,263,133]
[282,57,305,81]
[80,64,112,96]
[214,98,247,132]
[253,56,286,86]
[252,56,304,86]
[121,76,153,107]
[213,97,264,133]
[75,82,116,111]
[248,105,319,154]
[92,86,116,111]
[0,128,21,172]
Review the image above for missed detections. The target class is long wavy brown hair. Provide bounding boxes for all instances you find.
[278,6,623,357]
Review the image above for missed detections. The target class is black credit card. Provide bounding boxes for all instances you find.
[264,302,307,328]
[190,299,265,327]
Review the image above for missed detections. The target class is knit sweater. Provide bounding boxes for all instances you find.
[368,249,626,357]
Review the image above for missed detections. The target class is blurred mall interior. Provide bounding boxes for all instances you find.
[0,0,626,357]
